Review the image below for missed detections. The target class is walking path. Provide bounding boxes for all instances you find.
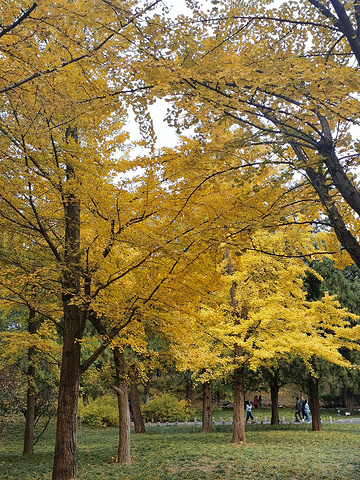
[141,417,360,427]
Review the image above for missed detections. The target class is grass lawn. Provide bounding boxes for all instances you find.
[1,419,359,479]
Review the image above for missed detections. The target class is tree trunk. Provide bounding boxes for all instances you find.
[289,140,360,269]
[227,253,246,444]
[201,380,213,433]
[304,161,360,269]
[185,371,194,402]
[344,387,355,415]
[52,302,82,480]
[53,135,84,480]
[129,374,146,434]
[308,376,321,432]
[23,308,36,455]
[114,348,131,464]
[232,362,246,444]
[270,380,280,425]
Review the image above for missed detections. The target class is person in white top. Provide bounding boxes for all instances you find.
[246,401,254,423]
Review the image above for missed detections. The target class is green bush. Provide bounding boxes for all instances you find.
[321,394,343,408]
[78,394,118,427]
[141,393,194,422]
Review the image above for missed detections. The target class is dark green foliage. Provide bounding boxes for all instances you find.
[321,394,343,408]
[303,259,360,404]
[306,259,360,314]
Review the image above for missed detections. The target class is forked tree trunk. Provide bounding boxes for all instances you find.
[129,374,146,434]
[114,348,131,464]
[201,380,213,433]
[232,361,245,444]
[270,380,280,426]
[308,376,321,431]
[23,308,36,455]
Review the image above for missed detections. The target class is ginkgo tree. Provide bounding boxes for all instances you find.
[165,225,360,443]
[0,1,180,479]
[0,225,64,454]
[135,0,360,269]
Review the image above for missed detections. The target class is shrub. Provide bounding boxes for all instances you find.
[78,394,118,427]
[141,393,194,422]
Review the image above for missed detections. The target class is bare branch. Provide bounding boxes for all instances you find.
[0,3,37,39]
[231,14,339,31]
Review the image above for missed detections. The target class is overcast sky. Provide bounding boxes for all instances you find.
[126,0,288,152]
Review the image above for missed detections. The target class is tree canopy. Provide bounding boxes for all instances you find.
[2,1,360,479]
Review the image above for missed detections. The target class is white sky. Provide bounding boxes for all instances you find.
[126,0,287,151]
[125,1,195,152]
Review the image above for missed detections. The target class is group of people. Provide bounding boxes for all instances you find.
[295,396,311,423]
[245,394,311,425]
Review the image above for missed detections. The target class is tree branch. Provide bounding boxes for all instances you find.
[0,3,37,39]
[307,0,360,65]
[355,0,360,34]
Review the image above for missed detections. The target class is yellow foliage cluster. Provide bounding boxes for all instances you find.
[0,0,360,404]
[166,228,360,381]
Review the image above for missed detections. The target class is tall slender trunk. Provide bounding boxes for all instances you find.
[185,371,194,402]
[114,348,131,464]
[23,308,36,455]
[270,379,280,425]
[308,376,321,431]
[201,380,213,433]
[53,130,84,480]
[227,250,246,444]
[232,359,245,444]
[129,374,146,434]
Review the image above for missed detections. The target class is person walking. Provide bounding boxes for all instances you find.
[301,396,306,420]
[302,399,311,423]
[246,401,254,424]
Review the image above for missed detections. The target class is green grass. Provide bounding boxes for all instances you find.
[1,419,359,479]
